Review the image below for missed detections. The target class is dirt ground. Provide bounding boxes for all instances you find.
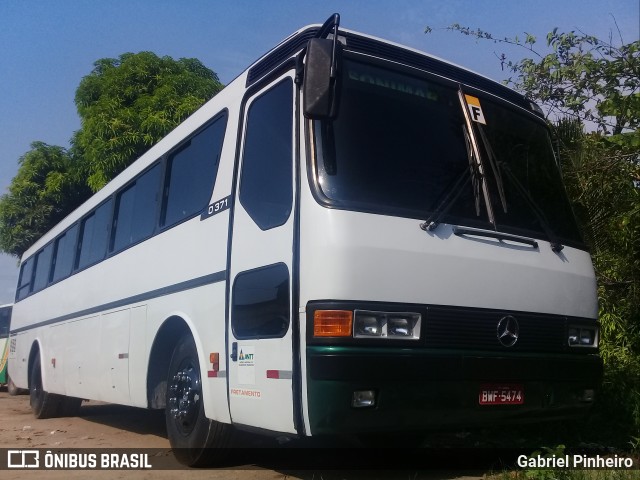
[0,387,485,480]
[0,387,291,479]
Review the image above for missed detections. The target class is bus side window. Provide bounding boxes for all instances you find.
[112,164,161,252]
[51,224,79,283]
[0,320,7,337]
[32,243,54,293]
[162,113,227,227]
[16,258,34,301]
[239,79,293,230]
[76,199,113,270]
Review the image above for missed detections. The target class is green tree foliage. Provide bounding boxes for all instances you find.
[427,24,639,147]
[0,51,222,257]
[0,142,90,257]
[554,120,640,436]
[73,52,223,191]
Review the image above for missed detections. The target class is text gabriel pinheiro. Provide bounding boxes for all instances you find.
[518,454,634,469]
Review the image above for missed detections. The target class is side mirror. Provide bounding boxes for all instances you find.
[303,37,342,119]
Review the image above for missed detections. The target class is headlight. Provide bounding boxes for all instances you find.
[388,316,413,336]
[355,314,383,336]
[354,310,421,340]
[568,324,598,348]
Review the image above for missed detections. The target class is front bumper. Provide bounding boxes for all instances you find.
[306,346,602,436]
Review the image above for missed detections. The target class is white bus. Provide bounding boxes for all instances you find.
[9,14,601,465]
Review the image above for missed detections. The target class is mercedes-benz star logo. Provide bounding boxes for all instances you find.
[497,315,519,347]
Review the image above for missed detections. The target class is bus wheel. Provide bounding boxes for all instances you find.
[30,352,61,419]
[165,334,234,466]
[7,373,19,396]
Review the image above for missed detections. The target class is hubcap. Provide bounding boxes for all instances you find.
[168,364,201,433]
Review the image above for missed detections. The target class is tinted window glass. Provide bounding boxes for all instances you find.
[315,59,583,245]
[316,61,469,216]
[163,115,227,226]
[52,224,79,283]
[113,164,161,251]
[16,258,34,301]
[232,263,290,339]
[0,306,10,338]
[77,200,112,270]
[32,243,54,292]
[240,79,293,230]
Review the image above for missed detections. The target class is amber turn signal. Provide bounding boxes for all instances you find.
[314,310,353,337]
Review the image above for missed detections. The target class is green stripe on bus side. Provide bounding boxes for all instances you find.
[10,270,227,335]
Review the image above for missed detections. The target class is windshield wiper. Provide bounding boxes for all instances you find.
[423,89,497,231]
[420,125,479,231]
[477,125,508,214]
[499,164,565,253]
[473,120,564,253]
[458,88,497,227]
[420,166,472,232]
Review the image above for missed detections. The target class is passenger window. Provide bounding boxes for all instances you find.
[77,200,112,270]
[0,312,8,338]
[16,258,34,301]
[232,263,290,339]
[163,115,227,227]
[112,164,161,252]
[51,224,79,283]
[32,243,54,292]
[240,79,293,230]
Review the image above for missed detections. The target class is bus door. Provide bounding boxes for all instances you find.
[227,74,297,434]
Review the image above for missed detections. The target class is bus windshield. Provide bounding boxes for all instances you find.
[312,59,583,246]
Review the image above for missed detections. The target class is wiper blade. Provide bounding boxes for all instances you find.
[463,123,482,217]
[420,164,473,231]
[477,125,508,214]
[421,123,483,231]
[472,112,562,252]
[500,164,564,253]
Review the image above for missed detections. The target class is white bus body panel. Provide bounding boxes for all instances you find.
[9,78,249,425]
[298,202,597,318]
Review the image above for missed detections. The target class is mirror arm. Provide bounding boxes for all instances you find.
[316,13,340,39]
[315,13,340,79]
[295,49,306,86]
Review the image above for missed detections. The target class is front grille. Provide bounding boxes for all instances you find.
[425,306,566,353]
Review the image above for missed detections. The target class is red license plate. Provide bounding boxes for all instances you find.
[479,384,524,405]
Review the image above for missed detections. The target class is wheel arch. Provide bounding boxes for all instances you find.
[146,315,193,409]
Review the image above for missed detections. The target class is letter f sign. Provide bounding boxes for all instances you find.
[465,94,487,125]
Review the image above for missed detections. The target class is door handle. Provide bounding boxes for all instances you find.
[231,342,238,362]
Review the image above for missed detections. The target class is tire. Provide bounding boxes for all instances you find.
[7,373,19,396]
[29,352,62,419]
[57,396,83,417]
[165,334,234,467]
